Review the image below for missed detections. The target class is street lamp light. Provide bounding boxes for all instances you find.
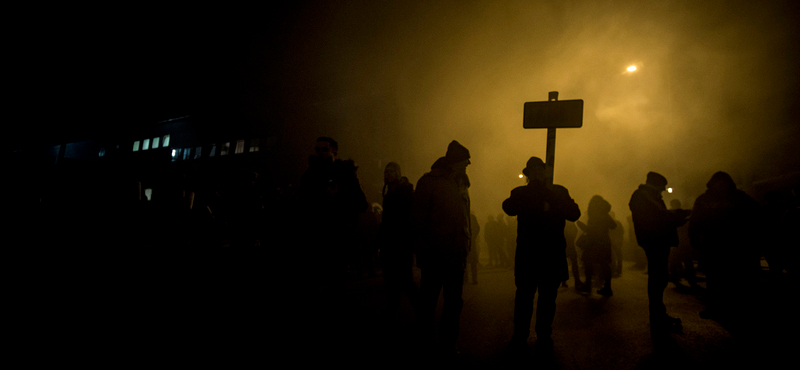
[627,65,637,72]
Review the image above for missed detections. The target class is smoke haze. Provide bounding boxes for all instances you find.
[255,1,799,220]
[17,1,799,220]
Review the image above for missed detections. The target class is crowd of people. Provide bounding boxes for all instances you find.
[289,136,798,359]
[17,135,797,360]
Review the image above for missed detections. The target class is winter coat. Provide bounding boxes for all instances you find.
[502,181,581,281]
[628,184,685,249]
[411,157,471,268]
[689,186,759,253]
[379,178,414,245]
[577,213,616,264]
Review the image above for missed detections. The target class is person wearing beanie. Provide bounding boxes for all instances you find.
[503,156,581,349]
[629,171,691,347]
[410,140,472,355]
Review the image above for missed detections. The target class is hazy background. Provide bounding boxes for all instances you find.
[14,0,800,222]
[256,0,800,221]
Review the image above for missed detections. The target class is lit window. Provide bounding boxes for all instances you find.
[183,148,191,160]
[235,140,244,154]
[209,144,216,157]
[133,141,140,152]
[249,139,260,152]
[221,142,230,156]
[144,188,153,201]
[152,137,160,149]
[98,148,106,157]
[163,135,170,147]
[172,148,181,162]
[194,146,202,159]
[143,138,150,150]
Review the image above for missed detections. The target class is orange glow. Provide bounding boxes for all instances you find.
[627,65,637,72]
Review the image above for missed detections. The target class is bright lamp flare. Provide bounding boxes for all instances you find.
[519,174,524,178]
[627,66,637,72]
[667,187,673,193]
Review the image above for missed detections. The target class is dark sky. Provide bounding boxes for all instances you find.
[14,1,800,218]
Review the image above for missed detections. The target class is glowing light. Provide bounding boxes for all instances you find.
[519,174,524,178]
[627,66,637,72]
[667,187,673,193]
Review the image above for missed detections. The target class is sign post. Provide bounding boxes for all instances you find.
[523,91,584,189]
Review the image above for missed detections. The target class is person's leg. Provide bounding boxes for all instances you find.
[418,266,444,345]
[644,246,672,328]
[512,273,536,343]
[535,279,561,342]
[440,266,465,349]
[580,259,593,292]
[598,255,613,295]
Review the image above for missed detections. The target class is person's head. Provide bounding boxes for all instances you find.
[645,172,668,192]
[384,162,401,184]
[314,137,338,162]
[522,157,546,183]
[706,171,736,192]
[445,140,470,171]
[588,195,611,216]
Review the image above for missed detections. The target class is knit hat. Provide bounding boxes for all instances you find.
[445,140,471,164]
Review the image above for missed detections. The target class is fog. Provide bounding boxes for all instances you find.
[244,1,800,220]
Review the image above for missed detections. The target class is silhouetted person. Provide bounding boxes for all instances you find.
[485,215,503,267]
[299,136,369,279]
[689,171,759,326]
[379,162,418,311]
[465,212,481,284]
[563,221,583,289]
[668,199,697,288]
[411,140,472,356]
[504,157,581,348]
[576,195,616,296]
[496,212,511,267]
[629,172,690,345]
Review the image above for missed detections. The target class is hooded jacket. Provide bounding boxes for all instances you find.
[411,157,471,265]
[689,172,759,252]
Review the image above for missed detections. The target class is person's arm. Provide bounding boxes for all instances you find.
[502,188,522,216]
[553,185,581,222]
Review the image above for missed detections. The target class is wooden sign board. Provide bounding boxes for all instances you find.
[523,99,584,128]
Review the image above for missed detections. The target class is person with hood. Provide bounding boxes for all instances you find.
[411,140,472,355]
[629,172,691,344]
[576,195,617,296]
[689,171,759,324]
[504,157,581,348]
